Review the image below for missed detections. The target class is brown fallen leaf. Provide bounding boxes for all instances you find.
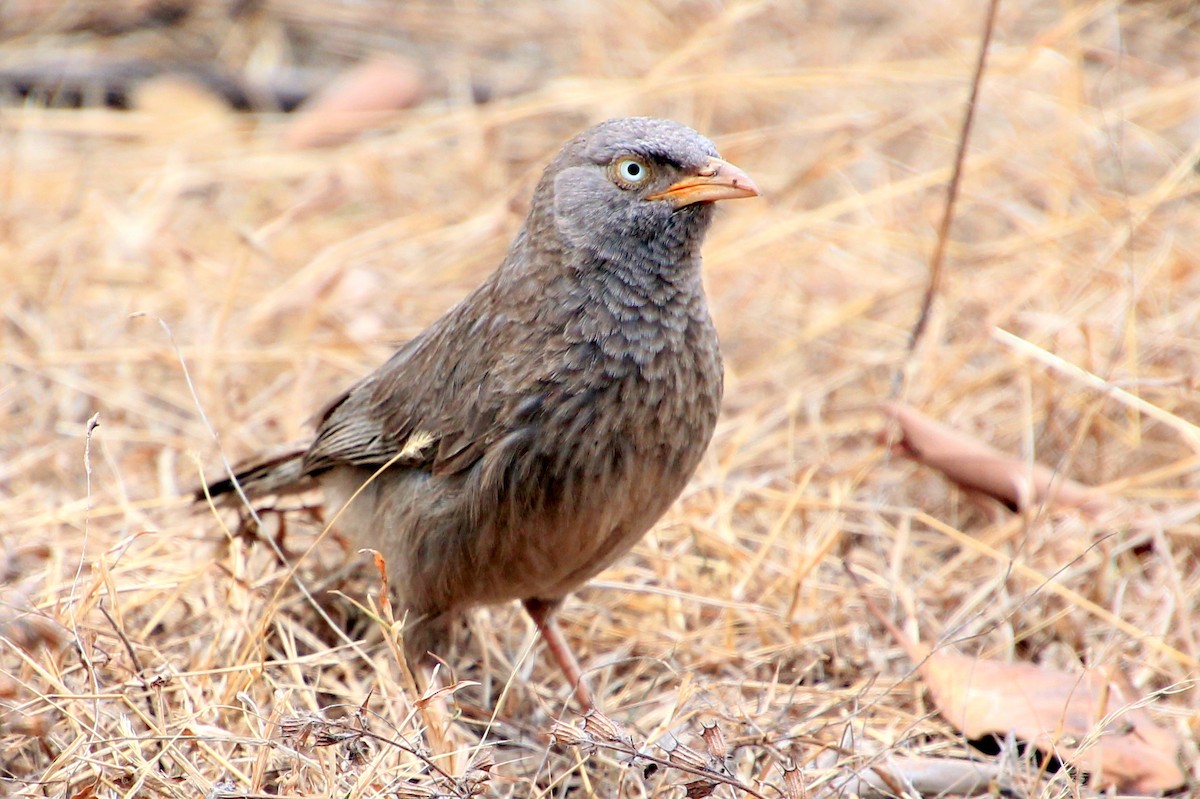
[922,654,1185,793]
[285,54,424,149]
[880,402,1111,516]
[817,753,1012,799]
[853,569,1186,793]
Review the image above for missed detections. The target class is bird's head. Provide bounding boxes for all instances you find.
[533,117,759,267]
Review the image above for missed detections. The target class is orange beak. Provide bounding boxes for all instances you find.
[646,156,760,207]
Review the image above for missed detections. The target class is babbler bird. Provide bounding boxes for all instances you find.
[200,117,759,708]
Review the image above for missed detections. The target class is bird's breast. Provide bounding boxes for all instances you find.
[534,304,723,513]
[459,272,723,601]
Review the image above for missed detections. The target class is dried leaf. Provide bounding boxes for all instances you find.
[464,749,496,793]
[881,402,1110,516]
[583,709,635,748]
[2,712,48,736]
[660,737,710,771]
[823,755,1010,799]
[276,713,318,747]
[285,54,424,149]
[549,719,595,748]
[133,73,234,128]
[701,722,728,759]
[921,652,1184,792]
[340,735,372,767]
[781,764,807,799]
[69,777,99,799]
[683,779,719,799]
[0,609,66,650]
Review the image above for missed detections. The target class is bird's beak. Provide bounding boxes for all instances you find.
[646,156,760,207]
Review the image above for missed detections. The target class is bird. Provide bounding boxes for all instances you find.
[199,117,759,708]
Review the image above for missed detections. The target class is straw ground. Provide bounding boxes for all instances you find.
[2,1,1198,796]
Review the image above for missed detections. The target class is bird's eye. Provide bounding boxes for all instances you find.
[613,157,650,187]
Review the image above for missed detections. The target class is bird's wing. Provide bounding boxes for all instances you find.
[300,286,543,479]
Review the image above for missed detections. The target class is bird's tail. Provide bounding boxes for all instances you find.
[194,443,318,505]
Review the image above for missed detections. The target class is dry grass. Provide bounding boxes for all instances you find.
[3,1,1200,796]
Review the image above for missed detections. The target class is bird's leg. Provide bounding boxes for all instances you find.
[522,597,595,710]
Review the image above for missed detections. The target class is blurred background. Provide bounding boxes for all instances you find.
[2,1,1199,796]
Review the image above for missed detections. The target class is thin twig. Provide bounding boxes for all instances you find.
[898,0,1002,393]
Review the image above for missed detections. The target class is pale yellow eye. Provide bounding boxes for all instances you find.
[614,157,650,186]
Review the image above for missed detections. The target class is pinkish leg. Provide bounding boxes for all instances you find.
[523,597,595,710]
